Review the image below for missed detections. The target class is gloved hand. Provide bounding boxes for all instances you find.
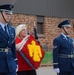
[16,65,18,72]
[53,68,60,73]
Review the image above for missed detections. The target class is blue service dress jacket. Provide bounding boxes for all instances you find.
[0,24,17,73]
[53,34,74,71]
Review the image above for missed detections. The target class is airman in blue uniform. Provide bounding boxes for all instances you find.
[0,4,17,75]
[53,20,74,75]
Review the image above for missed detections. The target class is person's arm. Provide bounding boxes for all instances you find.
[11,28,17,60]
[16,35,30,50]
[53,38,60,73]
[11,28,18,71]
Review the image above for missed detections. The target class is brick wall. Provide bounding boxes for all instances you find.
[11,14,74,50]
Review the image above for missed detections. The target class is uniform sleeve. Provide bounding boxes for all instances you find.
[11,28,18,64]
[53,38,60,68]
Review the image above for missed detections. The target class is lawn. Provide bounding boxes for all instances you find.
[41,51,53,65]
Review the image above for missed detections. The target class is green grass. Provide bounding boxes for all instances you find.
[41,51,53,65]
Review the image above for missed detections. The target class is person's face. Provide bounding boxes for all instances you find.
[19,27,27,38]
[2,11,12,23]
[62,26,72,35]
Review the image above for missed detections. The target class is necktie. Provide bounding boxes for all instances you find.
[4,25,8,36]
[67,36,71,43]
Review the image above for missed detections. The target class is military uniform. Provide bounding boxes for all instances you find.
[53,20,74,75]
[0,4,17,75]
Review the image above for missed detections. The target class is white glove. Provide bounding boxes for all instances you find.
[54,68,60,73]
[16,65,18,72]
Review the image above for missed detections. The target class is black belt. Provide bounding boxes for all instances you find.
[0,48,11,54]
[59,54,74,58]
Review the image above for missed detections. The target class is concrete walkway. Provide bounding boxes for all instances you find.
[36,66,57,75]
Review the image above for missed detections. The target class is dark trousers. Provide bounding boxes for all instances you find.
[17,69,37,75]
[59,71,74,75]
[0,71,16,75]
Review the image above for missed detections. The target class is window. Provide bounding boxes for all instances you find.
[37,22,43,34]
[37,16,44,34]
